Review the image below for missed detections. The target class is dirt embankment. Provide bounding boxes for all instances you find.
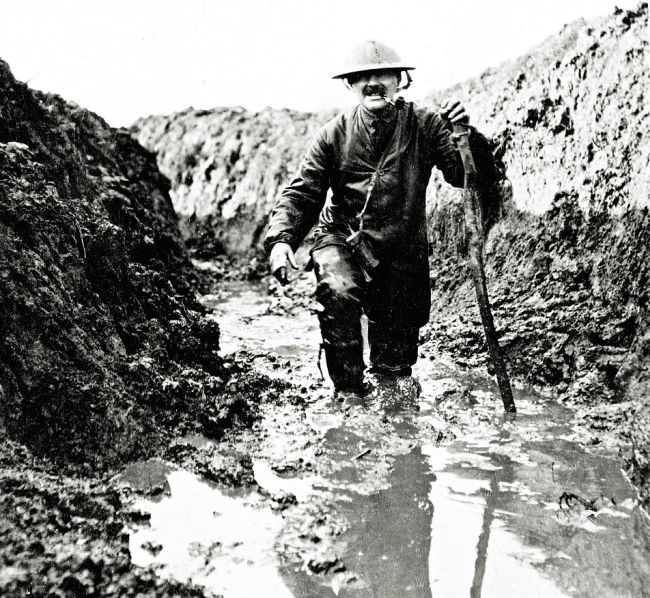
[0,58,289,596]
[0,57,254,469]
[423,3,649,500]
[133,4,649,502]
[133,107,333,256]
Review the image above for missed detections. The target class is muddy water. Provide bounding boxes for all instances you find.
[127,280,650,598]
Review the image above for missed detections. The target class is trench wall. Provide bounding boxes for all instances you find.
[0,58,246,468]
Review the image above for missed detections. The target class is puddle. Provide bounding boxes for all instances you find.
[201,281,320,359]
[129,470,295,598]
[126,279,650,598]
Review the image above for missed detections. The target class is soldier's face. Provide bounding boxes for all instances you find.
[348,70,400,111]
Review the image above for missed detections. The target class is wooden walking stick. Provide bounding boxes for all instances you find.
[451,122,516,413]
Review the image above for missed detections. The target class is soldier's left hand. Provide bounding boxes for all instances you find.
[440,98,470,125]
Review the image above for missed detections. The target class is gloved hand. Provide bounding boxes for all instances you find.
[440,98,470,125]
[269,242,298,285]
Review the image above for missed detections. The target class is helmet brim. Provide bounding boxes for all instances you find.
[332,64,415,80]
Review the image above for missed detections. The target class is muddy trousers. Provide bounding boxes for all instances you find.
[312,245,419,391]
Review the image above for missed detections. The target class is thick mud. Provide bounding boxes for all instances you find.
[122,277,650,598]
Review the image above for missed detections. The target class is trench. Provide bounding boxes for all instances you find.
[123,277,650,598]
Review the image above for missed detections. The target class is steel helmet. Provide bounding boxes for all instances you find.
[332,40,415,80]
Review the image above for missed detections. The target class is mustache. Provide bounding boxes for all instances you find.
[363,85,387,96]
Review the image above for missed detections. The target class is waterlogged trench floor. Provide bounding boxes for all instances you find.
[126,281,650,598]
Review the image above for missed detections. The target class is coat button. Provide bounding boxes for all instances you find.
[378,168,384,175]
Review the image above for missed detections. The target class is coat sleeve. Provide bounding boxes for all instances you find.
[264,128,331,253]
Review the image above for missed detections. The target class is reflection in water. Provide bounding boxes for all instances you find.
[278,416,436,598]
[469,469,498,598]
[121,279,650,598]
[424,431,650,598]
[425,446,569,598]
[129,470,295,598]
[337,442,435,597]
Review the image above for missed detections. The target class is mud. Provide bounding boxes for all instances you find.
[119,279,650,598]
[0,55,233,469]
[0,57,285,597]
[0,359,289,597]
[0,439,215,597]
[2,246,649,597]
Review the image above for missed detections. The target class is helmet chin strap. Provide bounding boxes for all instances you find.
[397,71,412,92]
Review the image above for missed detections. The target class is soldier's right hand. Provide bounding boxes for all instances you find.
[269,242,298,285]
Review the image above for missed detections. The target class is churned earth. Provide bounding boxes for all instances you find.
[115,271,650,598]
[4,255,649,597]
[0,55,287,596]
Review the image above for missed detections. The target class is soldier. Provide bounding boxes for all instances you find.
[265,40,496,397]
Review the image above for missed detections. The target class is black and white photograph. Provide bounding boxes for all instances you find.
[0,1,648,596]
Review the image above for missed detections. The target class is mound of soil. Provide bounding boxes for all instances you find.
[132,107,334,256]
[0,56,252,470]
[423,2,649,502]
[0,56,300,596]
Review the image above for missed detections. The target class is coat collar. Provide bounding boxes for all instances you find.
[358,103,398,129]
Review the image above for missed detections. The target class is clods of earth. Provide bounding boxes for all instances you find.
[4,272,650,597]
[24,275,643,598]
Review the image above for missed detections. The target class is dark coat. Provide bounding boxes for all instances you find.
[265,100,496,327]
